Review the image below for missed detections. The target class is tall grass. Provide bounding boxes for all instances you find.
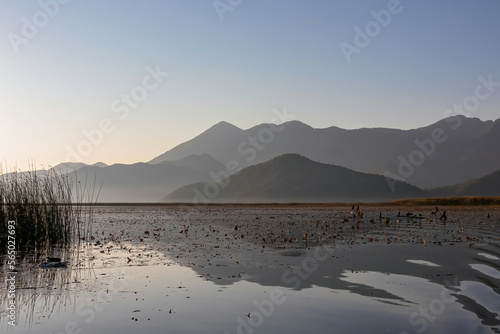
[0,164,97,251]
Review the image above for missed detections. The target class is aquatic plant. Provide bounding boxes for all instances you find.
[0,164,98,251]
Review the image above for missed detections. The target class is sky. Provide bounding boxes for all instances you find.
[0,0,499,170]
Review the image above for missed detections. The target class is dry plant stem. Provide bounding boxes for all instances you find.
[0,164,96,252]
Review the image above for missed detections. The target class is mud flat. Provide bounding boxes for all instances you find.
[1,205,499,333]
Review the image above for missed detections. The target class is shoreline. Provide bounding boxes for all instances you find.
[80,196,500,207]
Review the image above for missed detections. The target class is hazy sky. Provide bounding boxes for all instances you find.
[1,0,499,170]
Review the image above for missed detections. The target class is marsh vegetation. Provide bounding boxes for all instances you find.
[0,165,97,251]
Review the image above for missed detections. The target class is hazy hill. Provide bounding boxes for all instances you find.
[149,116,500,189]
[161,154,425,203]
[149,121,243,164]
[50,162,108,173]
[431,168,500,197]
[159,153,225,172]
[68,154,224,202]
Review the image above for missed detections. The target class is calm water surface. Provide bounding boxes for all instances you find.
[1,206,499,334]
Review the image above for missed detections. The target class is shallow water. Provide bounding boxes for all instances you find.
[1,206,499,333]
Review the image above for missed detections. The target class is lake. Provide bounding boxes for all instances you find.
[1,205,499,333]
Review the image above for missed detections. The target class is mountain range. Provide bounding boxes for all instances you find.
[60,154,224,202]
[161,154,425,203]
[150,116,500,189]
[433,168,500,198]
[21,116,498,203]
[160,154,500,203]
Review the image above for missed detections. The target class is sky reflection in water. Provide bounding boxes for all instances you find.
[1,243,499,334]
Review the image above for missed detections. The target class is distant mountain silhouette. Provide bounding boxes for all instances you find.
[67,154,224,202]
[150,116,500,189]
[158,153,225,172]
[160,154,425,203]
[149,121,243,164]
[430,168,500,197]
[50,162,108,173]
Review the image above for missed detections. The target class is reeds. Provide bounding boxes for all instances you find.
[392,197,500,206]
[0,164,97,251]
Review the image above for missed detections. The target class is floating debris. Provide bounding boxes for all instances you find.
[40,262,67,268]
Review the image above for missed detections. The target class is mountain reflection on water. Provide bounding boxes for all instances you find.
[1,206,499,333]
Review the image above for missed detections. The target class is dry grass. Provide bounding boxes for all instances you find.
[391,197,500,206]
[0,165,97,251]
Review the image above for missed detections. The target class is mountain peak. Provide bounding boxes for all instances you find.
[162,153,424,203]
[208,121,241,132]
[271,153,307,162]
[439,115,484,125]
[282,120,313,129]
[150,116,500,188]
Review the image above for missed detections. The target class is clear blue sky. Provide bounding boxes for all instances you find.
[0,0,499,169]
